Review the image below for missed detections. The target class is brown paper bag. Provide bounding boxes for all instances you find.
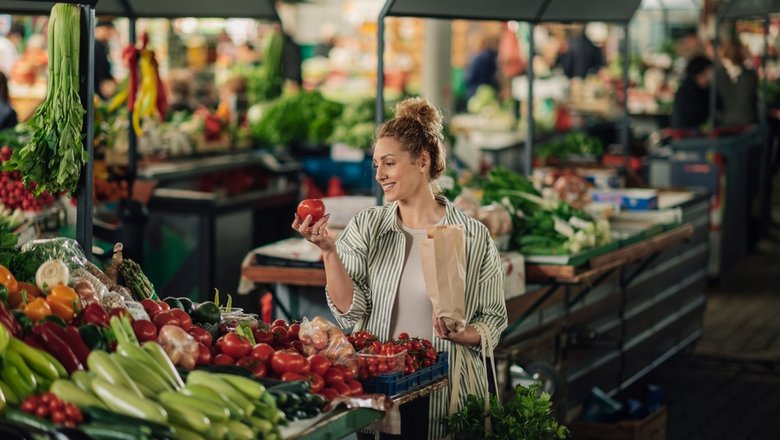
[420,224,467,333]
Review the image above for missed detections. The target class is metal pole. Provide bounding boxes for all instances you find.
[525,23,535,177]
[127,18,137,192]
[77,4,96,259]
[762,16,769,125]
[622,23,630,157]
[375,1,394,206]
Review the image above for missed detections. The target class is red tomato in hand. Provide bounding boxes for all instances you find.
[250,343,275,364]
[323,367,344,386]
[217,332,252,359]
[270,350,308,375]
[308,355,332,376]
[297,199,325,222]
[187,326,213,347]
[131,320,158,342]
[169,309,192,331]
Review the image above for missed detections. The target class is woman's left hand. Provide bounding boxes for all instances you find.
[433,312,481,346]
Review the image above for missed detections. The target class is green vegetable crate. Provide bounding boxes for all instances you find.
[569,406,667,440]
[359,352,448,396]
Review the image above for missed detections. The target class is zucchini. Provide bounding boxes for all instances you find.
[79,422,152,440]
[81,406,175,439]
[4,408,55,433]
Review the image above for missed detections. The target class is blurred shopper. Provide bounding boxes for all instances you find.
[715,41,758,127]
[0,19,20,77]
[464,32,499,100]
[671,55,713,129]
[94,19,117,100]
[0,72,18,130]
[558,26,604,79]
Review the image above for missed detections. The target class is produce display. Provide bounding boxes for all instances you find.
[251,91,343,147]
[535,132,604,162]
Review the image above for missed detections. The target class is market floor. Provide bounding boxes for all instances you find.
[641,175,780,440]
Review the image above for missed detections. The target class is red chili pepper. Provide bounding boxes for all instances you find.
[151,52,168,121]
[81,303,109,328]
[32,322,82,373]
[0,302,21,337]
[123,46,139,112]
[61,325,91,367]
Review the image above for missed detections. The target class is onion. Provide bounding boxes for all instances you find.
[36,259,70,293]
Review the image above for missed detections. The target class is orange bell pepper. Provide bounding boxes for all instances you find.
[24,297,52,322]
[0,264,18,296]
[46,284,79,322]
[10,282,42,309]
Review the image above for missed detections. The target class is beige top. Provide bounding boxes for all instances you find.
[389,221,434,340]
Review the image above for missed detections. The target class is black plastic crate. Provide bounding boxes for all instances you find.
[360,352,448,396]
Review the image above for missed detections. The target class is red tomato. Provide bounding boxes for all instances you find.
[169,309,193,331]
[271,326,289,347]
[307,373,325,393]
[187,326,213,347]
[217,332,252,359]
[237,356,268,378]
[333,382,352,396]
[318,388,339,401]
[270,350,308,375]
[296,199,325,222]
[323,367,344,386]
[308,355,331,376]
[281,372,308,382]
[51,410,67,424]
[338,365,355,382]
[140,299,162,317]
[152,311,179,329]
[213,354,235,366]
[131,320,158,342]
[196,343,212,366]
[157,301,171,312]
[289,340,304,355]
[250,343,275,364]
[346,380,364,396]
[288,323,300,340]
[254,329,274,346]
[272,319,288,328]
[398,332,409,340]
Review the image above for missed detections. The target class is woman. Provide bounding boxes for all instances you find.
[0,72,18,130]
[715,41,758,127]
[671,55,712,129]
[292,97,507,439]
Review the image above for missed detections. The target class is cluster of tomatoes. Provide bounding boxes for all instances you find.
[20,392,84,427]
[215,319,364,401]
[349,331,439,378]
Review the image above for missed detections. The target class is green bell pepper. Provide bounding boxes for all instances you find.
[79,324,108,351]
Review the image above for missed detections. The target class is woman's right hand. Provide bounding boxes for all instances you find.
[292,213,335,254]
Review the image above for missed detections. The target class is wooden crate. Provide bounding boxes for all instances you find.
[569,407,667,440]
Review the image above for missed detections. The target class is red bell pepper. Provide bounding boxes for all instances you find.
[61,325,91,367]
[32,322,82,373]
[81,303,109,328]
[23,334,45,351]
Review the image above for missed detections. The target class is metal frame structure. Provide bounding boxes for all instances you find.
[2,0,99,259]
[375,0,641,203]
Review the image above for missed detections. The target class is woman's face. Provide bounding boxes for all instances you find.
[373,137,428,203]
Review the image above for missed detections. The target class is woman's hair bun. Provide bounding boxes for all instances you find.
[394,97,442,132]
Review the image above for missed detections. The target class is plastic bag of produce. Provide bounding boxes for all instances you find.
[420,225,467,334]
[13,237,88,282]
[299,316,358,373]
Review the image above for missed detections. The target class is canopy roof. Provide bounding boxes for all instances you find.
[1,0,279,20]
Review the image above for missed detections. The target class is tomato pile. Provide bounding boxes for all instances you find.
[20,392,83,427]
[356,341,406,379]
[350,331,439,377]
[0,146,57,211]
[396,332,438,373]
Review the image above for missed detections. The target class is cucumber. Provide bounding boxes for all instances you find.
[4,408,55,433]
[81,406,175,439]
[170,423,207,440]
[79,422,152,440]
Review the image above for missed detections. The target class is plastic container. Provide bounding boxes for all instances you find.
[357,349,406,379]
[359,352,449,396]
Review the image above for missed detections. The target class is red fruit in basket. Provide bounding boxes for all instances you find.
[140,299,162,317]
[169,309,192,331]
[323,367,344,386]
[270,350,308,375]
[296,199,325,223]
[218,332,252,359]
[187,326,212,347]
[250,343,275,364]
[132,320,158,342]
[153,311,179,329]
[397,332,409,340]
[196,343,212,366]
[213,354,235,366]
[308,354,331,376]
[319,388,339,401]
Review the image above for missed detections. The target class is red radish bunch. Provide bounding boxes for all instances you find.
[0,146,57,211]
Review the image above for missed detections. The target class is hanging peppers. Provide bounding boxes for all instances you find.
[125,32,168,136]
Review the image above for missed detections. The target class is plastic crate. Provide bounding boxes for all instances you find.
[359,352,448,396]
[569,406,667,440]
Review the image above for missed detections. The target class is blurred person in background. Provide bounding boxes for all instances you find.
[0,17,19,77]
[464,32,499,100]
[715,40,758,127]
[558,25,604,79]
[0,72,18,130]
[94,19,117,100]
[671,55,713,129]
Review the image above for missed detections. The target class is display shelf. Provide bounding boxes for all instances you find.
[136,150,302,182]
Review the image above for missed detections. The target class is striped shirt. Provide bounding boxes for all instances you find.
[326,195,508,439]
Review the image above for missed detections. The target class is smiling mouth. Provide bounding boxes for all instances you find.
[381,182,396,192]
